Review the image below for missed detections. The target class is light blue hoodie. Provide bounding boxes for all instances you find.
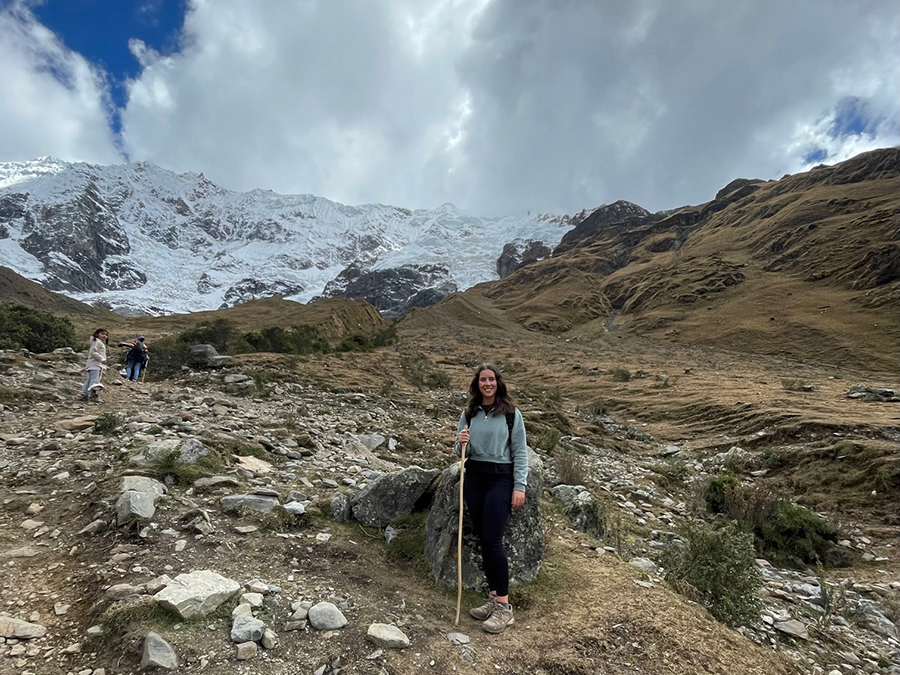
[455,406,528,492]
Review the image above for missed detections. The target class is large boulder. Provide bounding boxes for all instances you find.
[350,466,439,528]
[425,453,543,590]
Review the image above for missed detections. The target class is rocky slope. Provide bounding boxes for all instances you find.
[470,148,899,368]
[1,306,897,674]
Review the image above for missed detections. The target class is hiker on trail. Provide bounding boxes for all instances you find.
[454,363,528,634]
[79,328,108,402]
[122,335,149,382]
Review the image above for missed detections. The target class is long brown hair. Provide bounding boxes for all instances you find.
[465,363,515,422]
[91,328,108,344]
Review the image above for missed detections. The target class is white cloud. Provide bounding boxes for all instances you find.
[0,2,121,164]
[2,0,898,214]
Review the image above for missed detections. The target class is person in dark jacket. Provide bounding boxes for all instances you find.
[123,335,149,382]
[454,362,528,634]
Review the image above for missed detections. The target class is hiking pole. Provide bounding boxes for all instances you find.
[454,428,469,626]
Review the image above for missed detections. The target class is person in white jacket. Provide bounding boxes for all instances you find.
[79,328,108,401]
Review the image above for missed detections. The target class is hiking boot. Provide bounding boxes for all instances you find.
[482,603,514,634]
[469,596,498,621]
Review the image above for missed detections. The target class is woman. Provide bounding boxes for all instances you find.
[79,328,108,401]
[455,363,528,634]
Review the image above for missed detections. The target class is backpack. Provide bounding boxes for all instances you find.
[464,409,516,447]
[127,343,148,363]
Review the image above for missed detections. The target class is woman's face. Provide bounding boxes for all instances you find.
[478,369,498,402]
[96,331,108,340]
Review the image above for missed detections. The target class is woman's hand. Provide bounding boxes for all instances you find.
[457,428,470,445]
[511,489,525,509]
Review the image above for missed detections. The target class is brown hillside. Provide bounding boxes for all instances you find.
[139,296,389,341]
[474,148,900,369]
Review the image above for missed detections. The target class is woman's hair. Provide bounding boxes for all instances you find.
[465,363,515,421]
[91,328,108,343]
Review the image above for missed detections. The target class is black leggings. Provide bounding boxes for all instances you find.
[464,467,513,597]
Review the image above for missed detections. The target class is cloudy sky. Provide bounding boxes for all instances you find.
[1,0,897,215]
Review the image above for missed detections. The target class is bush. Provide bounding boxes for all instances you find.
[150,450,224,485]
[555,449,589,486]
[702,473,742,514]
[532,426,561,453]
[93,412,124,434]
[663,520,762,627]
[609,367,632,382]
[781,378,809,391]
[0,303,76,352]
[703,475,839,566]
[143,337,191,381]
[755,501,837,566]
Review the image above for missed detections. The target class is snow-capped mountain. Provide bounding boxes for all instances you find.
[0,157,584,316]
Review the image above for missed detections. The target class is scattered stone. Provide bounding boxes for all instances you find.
[231,614,265,643]
[447,632,470,645]
[307,602,348,630]
[366,623,410,649]
[235,641,258,660]
[774,619,810,640]
[0,616,46,639]
[141,631,178,670]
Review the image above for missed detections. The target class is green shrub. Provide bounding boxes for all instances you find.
[702,473,742,514]
[663,520,762,627]
[143,337,191,380]
[150,450,225,485]
[532,426,561,453]
[755,501,837,566]
[609,367,632,382]
[0,386,15,404]
[93,412,124,434]
[703,476,839,566]
[0,303,76,352]
[179,318,239,353]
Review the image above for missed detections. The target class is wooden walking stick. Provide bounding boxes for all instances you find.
[454,427,469,625]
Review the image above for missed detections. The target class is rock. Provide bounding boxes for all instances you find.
[235,641,258,660]
[307,602,347,630]
[366,623,410,649]
[178,438,208,462]
[55,416,97,431]
[141,631,178,670]
[231,614,265,643]
[233,455,272,475]
[154,570,240,619]
[550,485,604,538]
[105,583,146,600]
[220,493,280,513]
[350,465,439,527]
[0,616,46,639]
[189,344,232,368]
[629,557,659,575]
[330,493,351,522]
[774,619,809,640]
[116,490,162,526]
[122,475,167,496]
[0,546,40,558]
[447,632,470,645]
[425,459,543,590]
[194,475,240,489]
[261,628,278,649]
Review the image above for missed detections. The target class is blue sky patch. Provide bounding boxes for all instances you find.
[32,0,187,129]
[829,96,876,139]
